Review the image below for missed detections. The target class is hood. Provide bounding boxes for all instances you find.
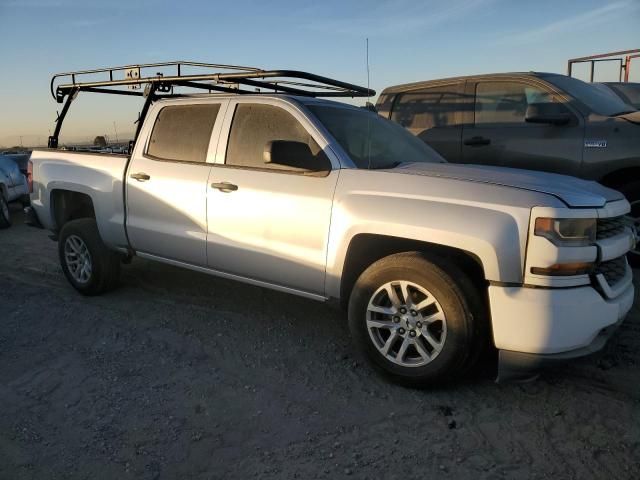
[389,162,624,208]
[618,110,640,125]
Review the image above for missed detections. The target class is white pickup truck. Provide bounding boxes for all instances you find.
[26,62,636,385]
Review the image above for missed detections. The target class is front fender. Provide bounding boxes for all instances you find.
[325,175,535,299]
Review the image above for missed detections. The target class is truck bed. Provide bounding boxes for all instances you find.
[30,149,130,250]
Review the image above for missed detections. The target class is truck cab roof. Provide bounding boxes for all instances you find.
[380,72,560,94]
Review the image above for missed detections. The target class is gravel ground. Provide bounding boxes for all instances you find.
[1,206,639,480]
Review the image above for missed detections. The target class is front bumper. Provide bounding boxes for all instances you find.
[489,271,634,381]
[497,313,626,382]
[23,205,43,229]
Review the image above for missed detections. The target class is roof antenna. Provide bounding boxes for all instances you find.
[366,38,372,170]
[366,38,371,107]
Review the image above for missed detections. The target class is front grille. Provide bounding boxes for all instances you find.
[594,256,627,285]
[597,216,629,240]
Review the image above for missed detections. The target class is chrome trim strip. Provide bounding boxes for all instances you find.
[594,262,633,300]
[596,228,637,262]
[598,199,631,219]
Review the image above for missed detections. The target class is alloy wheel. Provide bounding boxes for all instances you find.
[64,234,93,284]
[366,280,447,367]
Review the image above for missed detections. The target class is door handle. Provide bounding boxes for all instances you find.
[211,181,238,192]
[463,136,491,146]
[130,172,151,182]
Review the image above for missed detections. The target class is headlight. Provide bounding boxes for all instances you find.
[534,217,596,246]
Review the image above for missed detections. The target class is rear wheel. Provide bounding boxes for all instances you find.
[348,252,485,387]
[0,191,11,229]
[58,218,120,295]
[618,181,640,268]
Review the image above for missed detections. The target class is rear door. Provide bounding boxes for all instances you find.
[126,100,227,266]
[461,79,584,175]
[205,99,338,296]
[388,82,465,162]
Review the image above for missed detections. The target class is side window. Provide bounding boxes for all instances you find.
[390,85,462,135]
[225,103,328,172]
[147,103,220,162]
[474,82,557,125]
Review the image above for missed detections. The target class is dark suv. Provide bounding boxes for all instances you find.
[377,72,640,264]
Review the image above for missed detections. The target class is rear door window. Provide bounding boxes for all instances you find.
[147,104,220,162]
[390,85,462,135]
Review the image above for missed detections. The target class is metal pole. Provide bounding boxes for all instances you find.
[48,87,78,148]
[624,56,630,82]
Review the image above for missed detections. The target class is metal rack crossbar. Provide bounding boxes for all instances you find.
[51,60,374,101]
[567,48,640,82]
[47,60,375,149]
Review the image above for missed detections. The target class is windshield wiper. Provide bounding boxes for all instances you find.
[369,161,403,170]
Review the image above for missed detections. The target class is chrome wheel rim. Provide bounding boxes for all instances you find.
[629,199,640,258]
[64,235,92,284]
[366,280,447,367]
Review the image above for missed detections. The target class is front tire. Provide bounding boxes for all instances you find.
[58,218,120,295]
[348,252,484,387]
[0,191,11,229]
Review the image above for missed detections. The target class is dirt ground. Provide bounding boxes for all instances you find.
[1,205,639,480]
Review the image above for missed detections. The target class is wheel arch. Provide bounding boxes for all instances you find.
[599,167,640,191]
[337,233,487,310]
[51,189,96,233]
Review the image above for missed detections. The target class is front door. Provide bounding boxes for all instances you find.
[461,79,584,176]
[126,101,225,266]
[206,101,338,296]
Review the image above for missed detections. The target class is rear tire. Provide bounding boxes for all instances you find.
[617,181,640,268]
[0,191,11,229]
[58,218,120,295]
[348,252,486,387]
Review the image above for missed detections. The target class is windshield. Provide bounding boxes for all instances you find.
[308,104,445,169]
[544,74,635,116]
[603,83,640,110]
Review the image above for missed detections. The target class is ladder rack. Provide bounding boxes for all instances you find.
[51,60,374,102]
[47,60,375,149]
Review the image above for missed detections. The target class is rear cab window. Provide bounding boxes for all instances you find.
[147,104,221,162]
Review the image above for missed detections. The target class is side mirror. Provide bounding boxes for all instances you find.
[263,140,331,172]
[525,103,572,125]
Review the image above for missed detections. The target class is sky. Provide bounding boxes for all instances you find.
[0,0,638,147]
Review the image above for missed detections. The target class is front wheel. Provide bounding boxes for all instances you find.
[58,218,121,295]
[348,252,485,387]
[0,191,11,229]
